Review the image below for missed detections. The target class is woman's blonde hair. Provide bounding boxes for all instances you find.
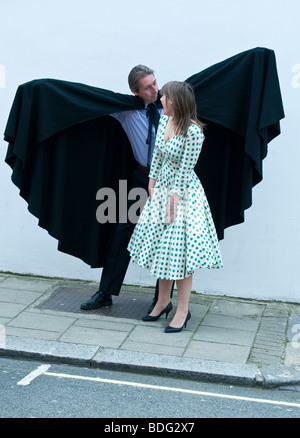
[161,81,205,137]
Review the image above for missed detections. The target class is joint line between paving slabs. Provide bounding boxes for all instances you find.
[181,299,213,357]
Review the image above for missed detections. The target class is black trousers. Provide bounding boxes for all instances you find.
[99,166,148,296]
[99,166,174,299]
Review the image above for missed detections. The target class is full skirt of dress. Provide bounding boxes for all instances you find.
[128,159,223,280]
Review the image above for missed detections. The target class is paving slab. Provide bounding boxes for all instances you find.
[74,318,135,332]
[201,313,260,331]
[0,277,54,292]
[0,288,45,305]
[0,302,28,318]
[209,300,264,318]
[59,325,129,348]
[126,325,192,348]
[5,326,60,341]
[183,340,250,363]
[7,311,76,332]
[194,325,256,346]
[284,343,300,367]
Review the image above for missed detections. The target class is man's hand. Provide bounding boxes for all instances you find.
[148,178,156,201]
[167,193,181,226]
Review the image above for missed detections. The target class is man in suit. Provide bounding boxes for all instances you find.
[80,65,173,312]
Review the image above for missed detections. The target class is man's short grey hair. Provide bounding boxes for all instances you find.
[128,65,155,93]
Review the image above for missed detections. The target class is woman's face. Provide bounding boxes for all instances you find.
[160,94,174,116]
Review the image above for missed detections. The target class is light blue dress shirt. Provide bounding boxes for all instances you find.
[110,104,164,168]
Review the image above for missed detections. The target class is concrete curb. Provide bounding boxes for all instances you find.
[2,335,300,388]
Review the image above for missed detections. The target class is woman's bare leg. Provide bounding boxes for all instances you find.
[149,279,173,316]
[168,275,192,328]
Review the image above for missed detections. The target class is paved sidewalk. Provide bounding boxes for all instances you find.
[0,272,300,388]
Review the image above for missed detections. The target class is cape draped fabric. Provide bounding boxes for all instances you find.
[4,47,284,268]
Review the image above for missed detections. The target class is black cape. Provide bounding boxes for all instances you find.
[4,47,284,268]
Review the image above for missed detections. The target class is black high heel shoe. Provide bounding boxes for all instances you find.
[164,311,191,333]
[142,302,173,322]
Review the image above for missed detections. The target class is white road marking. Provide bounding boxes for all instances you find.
[44,371,300,408]
[17,364,51,386]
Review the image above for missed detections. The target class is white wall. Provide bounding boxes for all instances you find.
[0,0,299,302]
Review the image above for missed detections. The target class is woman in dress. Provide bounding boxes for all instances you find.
[128,81,223,333]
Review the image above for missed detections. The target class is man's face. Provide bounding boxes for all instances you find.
[133,74,158,104]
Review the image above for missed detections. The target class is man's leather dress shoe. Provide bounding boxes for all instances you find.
[80,290,112,310]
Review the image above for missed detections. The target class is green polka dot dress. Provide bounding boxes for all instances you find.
[128,115,223,279]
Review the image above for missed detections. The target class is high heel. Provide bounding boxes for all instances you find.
[164,311,191,333]
[142,302,173,322]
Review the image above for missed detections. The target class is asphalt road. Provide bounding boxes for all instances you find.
[1,357,300,420]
